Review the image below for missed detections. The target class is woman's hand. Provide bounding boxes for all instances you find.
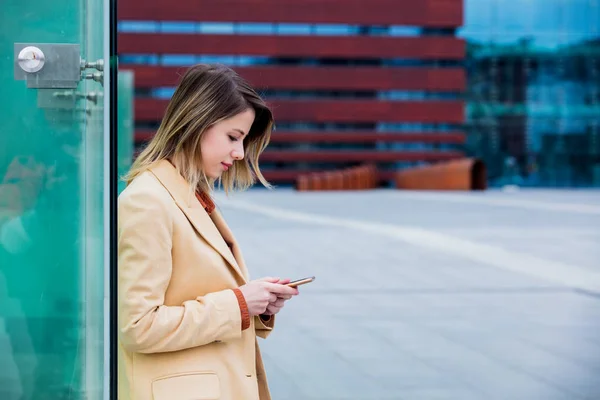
[263,278,296,316]
[238,277,298,317]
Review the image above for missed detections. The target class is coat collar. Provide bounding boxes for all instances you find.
[148,159,248,284]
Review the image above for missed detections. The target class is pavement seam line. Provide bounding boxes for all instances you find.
[391,192,600,215]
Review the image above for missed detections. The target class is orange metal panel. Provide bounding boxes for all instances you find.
[123,65,466,92]
[135,98,465,123]
[263,169,397,183]
[263,170,325,182]
[295,164,380,190]
[395,158,487,190]
[119,34,465,60]
[118,0,463,27]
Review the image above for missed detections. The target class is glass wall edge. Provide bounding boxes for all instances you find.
[104,0,118,398]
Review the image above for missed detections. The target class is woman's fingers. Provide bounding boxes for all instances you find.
[265,302,284,315]
[256,276,280,283]
[271,298,285,307]
[264,282,298,296]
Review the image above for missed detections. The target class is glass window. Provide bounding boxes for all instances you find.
[198,22,235,34]
[461,0,600,186]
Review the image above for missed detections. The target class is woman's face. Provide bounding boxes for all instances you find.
[200,108,255,180]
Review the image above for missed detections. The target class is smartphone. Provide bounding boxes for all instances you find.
[286,276,315,288]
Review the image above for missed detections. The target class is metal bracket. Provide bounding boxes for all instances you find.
[14,43,81,89]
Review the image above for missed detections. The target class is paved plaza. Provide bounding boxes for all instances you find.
[214,188,600,400]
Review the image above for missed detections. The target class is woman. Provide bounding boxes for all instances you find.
[118,64,299,400]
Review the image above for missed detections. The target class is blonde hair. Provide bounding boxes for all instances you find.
[124,64,273,194]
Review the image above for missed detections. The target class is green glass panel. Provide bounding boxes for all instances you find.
[118,70,134,194]
[0,0,108,398]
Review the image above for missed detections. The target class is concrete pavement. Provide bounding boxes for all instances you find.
[215,188,600,400]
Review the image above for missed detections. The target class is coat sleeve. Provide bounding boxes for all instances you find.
[254,315,275,339]
[117,184,242,354]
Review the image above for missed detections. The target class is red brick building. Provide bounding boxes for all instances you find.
[118,0,466,185]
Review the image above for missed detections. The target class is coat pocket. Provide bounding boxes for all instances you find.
[152,371,221,400]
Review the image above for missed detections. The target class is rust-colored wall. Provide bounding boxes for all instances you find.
[126,65,466,92]
[119,0,465,184]
[118,0,463,26]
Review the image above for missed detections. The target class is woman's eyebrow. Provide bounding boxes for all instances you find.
[232,128,247,137]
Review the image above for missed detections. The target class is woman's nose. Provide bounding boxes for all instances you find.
[232,147,244,160]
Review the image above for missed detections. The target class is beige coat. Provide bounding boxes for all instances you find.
[117,160,274,400]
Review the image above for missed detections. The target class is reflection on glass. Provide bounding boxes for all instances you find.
[119,70,135,194]
[461,0,600,187]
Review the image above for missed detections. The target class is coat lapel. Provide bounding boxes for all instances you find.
[149,160,247,284]
[210,210,250,280]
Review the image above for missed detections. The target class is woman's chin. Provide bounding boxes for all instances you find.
[207,172,221,181]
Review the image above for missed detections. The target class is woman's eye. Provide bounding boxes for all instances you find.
[228,135,238,142]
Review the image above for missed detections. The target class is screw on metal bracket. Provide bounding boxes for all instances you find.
[83,91,102,104]
[80,58,104,72]
[75,106,93,116]
[18,46,46,73]
[82,72,104,85]
[52,90,102,104]
[53,90,76,99]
